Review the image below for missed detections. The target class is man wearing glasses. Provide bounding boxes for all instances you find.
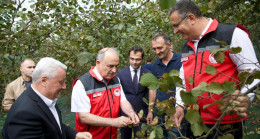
[117,46,154,139]
[169,0,259,138]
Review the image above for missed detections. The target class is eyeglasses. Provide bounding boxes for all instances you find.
[172,15,187,30]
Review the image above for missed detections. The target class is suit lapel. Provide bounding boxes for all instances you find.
[29,87,62,136]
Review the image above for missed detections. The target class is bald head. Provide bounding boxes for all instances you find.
[96,48,120,79]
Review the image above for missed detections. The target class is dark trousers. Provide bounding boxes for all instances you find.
[120,124,142,139]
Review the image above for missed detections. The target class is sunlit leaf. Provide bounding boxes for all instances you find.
[138,109,144,119]
[149,130,156,139]
[205,65,217,75]
[169,69,179,77]
[150,116,158,126]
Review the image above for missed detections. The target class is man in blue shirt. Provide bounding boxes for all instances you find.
[148,32,183,138]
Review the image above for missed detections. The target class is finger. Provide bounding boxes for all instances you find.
[174,116,180,128]
[231,90,240,99]
[238,112,247,118]
[234,107,247,113]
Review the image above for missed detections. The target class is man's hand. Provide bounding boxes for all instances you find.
[171,106,184,129]
[146,111,153,124]
[129,111,140,126]
[76,132,92,139]
[113,116,133,127]
[221,90,250,117]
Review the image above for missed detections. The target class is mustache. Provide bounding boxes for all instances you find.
[108,71,115,74]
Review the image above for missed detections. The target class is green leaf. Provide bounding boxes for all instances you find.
[159,0,177,10]
[191,82,208,97]
[203,100,223,110]
[142,97,148,105]
[160,73,174,91]
[214,51,225,63]
[165,107,176,116]
[169,69,179,77]
[191,122,208,136]
[181,90,197,105]
[221,81,236,94]
[77,52,94,66]
[149,130,156,139]
[207,82,224,94]
[189,76,194,84]
[212,38,228,46]
[205,65,217,75]
[186,109,201,124]
[140,73,160,90]
[218,133,234,139]
[118,23,124,30]
[229,47,242,54]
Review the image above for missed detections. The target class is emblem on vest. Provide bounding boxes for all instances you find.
[93,92,102,98]
[209,53,218,64]
[114,89,121,96]
[181,57,188,62]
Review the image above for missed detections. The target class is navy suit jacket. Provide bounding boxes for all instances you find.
[2,86,77,139]
[117,66,150,119]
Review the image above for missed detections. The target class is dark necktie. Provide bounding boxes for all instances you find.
[133,69,138,93]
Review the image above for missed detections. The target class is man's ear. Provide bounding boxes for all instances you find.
[96,60,100,65]
[41,76,48,87]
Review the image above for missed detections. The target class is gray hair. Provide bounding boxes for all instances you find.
[168,0,203,18]
[32,57,67,83]
[96,47,119,61]
[152,32,172,46]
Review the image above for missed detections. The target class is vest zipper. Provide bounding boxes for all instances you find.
[200,51,205,74]
[110,88,115,104]
[105,85,113,139]
[193,53,198,88]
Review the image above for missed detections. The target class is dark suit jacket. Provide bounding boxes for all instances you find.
[117,66,150,119]
[2,86,77,139]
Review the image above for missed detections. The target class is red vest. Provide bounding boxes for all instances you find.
[181,19,248,124]
[73,67,122,139]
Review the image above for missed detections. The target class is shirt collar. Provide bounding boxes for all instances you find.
[93,66,103,81]
[31,85,57,107]
[157,51,176,65]
[192,18,213,42]
[129,65,141,72]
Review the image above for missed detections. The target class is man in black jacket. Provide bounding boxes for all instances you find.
[2,57,92,139]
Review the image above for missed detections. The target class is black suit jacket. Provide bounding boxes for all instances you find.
[2,86,77,139]
[117,66,150,119]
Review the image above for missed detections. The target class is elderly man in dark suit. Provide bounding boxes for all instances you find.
[2,57,92,139]
[117,46,155,139]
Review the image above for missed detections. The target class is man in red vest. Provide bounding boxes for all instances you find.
[169,0,259,138]
[71,48,140,139]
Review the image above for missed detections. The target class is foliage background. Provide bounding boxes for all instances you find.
[0,0,259,138]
